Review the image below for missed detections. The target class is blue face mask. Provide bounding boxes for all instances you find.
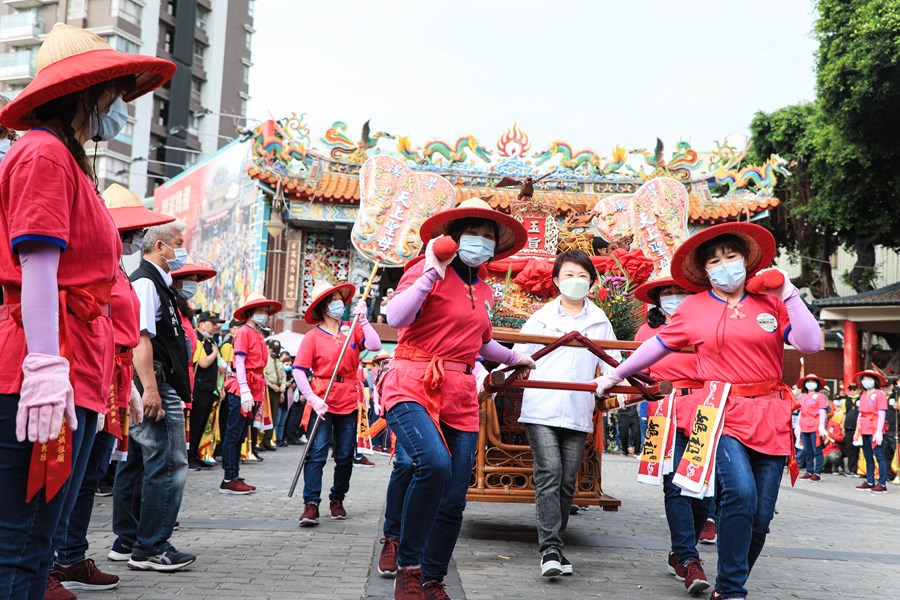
[659,294,688,316]
[457,235,496,268]
[163,243,188,271]
[327,300,345,320]
[177,281,198,299]
[91,97,128,141]
[706,260,746,293]
[0,138,10,162]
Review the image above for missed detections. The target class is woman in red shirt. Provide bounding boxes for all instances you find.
[633,276,710,594]
[0,24,173,597]
[377,198,533,600]
[852,369,889,493]
[293,281,381,525]
[594,223,822,600]
[796,374,828,481]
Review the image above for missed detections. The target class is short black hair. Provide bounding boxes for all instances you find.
[552,250,597,286]
[694,234,749,272]
[646,307,666,328]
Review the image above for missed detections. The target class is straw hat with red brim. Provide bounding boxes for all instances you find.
[0,24,176,131]
[171,263,217,282]
[304,280,355,325]
[234,292,283,322]
[371,354,392,364]
[419,197,528,262]
[670,222,777,293]
[102,183,174,232]
[634,276,686,305]
[797,373,827,390]
[853,370,887,388]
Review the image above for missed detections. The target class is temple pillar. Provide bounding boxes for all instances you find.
[843,320,859,385]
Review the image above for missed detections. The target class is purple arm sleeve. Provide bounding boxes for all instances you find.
[480,339,518,364]
[235,353,250,396]
[359,320,382,351]
[784,293,822,354]
[613,337,674,379]
[292,368,316,398]
[19,243,61,356]
[386,269,440,328]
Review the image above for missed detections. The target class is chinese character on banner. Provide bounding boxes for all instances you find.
[629,178,689,277]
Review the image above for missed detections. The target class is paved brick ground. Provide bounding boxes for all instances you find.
[75,445,899,600]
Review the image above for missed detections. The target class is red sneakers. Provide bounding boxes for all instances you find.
[798,473,812,480]
[809,474,821,482]
[856,482,874,491]
[394,566,424,600]
[237,478,256,491]
[219,479,254,495]
[683,559,710,594]
[299,503,320,526]
[330,499,347,520]
[354,455,376,468]
[699,519,717,544]
[423,579,451,600]
[378,538,399,577]
[871,484,888,494]
[45,572,76,600]
[56,558,119,591]
[667,551,686,581]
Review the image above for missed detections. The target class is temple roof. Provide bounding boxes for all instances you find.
[814,282,900,307]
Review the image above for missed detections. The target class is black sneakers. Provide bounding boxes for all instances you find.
[127,548,196,572]
[541,552,562,577]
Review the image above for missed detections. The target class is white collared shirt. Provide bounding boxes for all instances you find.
[515,297,620,433]
[132,260,172,338]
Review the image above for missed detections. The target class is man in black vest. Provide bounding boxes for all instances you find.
[111,220,196,572]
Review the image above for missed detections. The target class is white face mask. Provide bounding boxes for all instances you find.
[558,278,590,301]
[251,312,268,326]
[121,232,144,256]
[177,281,198,299]
[457,235,496,267]
[861,377,876,390]
[706,259,746,293]
[91,97,128,141]
[326,299,345,320]
[659,294,688,316]
[804,381,818,391]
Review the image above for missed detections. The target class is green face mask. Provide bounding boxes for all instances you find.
[559,278,590,301]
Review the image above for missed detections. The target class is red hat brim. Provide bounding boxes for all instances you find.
[304,283,355,325]
[171,264,217,282]
[853,370,887,388]
[670,222,777,293]
[234,298,283,321]
[0,49,176,131]
[634,276,685,305]
[108,206,175,232]
[796,374,827,390]
[419,206,528,262]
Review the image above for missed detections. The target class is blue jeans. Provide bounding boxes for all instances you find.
[275,398,288,442]
[0,397,97,600]
[222,393,252,480]
[55,430,116,565]
[113,383,188,559]
[303,411,357,504]
[663,431,711,563]
[383,440,414,540]
[800,431,823,475]
[714,435,784,599]
[385,402,477,581]
[860,434,887,486]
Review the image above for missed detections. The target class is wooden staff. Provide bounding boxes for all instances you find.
[485,369,672,398]
[491,329,694,353]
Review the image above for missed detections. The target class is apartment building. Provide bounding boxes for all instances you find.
[0,0,255,196]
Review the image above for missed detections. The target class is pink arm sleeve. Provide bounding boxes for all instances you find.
[19,243,61,356]
[234,353,250,396]
[292,368,315,398]
[480,339,518,365]
[613,337,673,379]
[359,320,382,351]
[784,293,822,354]
[386,269,440,328]
[876,410,886,434]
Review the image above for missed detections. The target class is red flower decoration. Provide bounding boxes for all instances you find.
[514,259,556,298]
[612,248,654,286]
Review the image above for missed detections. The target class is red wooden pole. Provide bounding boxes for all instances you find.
[843,320,859,386]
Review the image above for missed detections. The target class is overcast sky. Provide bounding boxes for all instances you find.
[246,0,818,154]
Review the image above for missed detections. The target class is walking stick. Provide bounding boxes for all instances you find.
[288,263,378,498]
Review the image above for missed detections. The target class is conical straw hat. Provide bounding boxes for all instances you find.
[102,183,175,232]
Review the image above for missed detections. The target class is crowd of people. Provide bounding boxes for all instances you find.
[1,20,898,600]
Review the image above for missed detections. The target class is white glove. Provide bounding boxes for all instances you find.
[592,372,624,397]
[372,394,381,417]
[818,425,828,438]
[510,352,536,370]
[129,382,143,426]
[17,353,78,444]
[240,390,254,413]
[424,237,453,279]
[474,363,489,395]
[353,299,369,324]
[97,412,106,433]
[307,393,328,417]
[756,267,796,302]
[874,430,883,445]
